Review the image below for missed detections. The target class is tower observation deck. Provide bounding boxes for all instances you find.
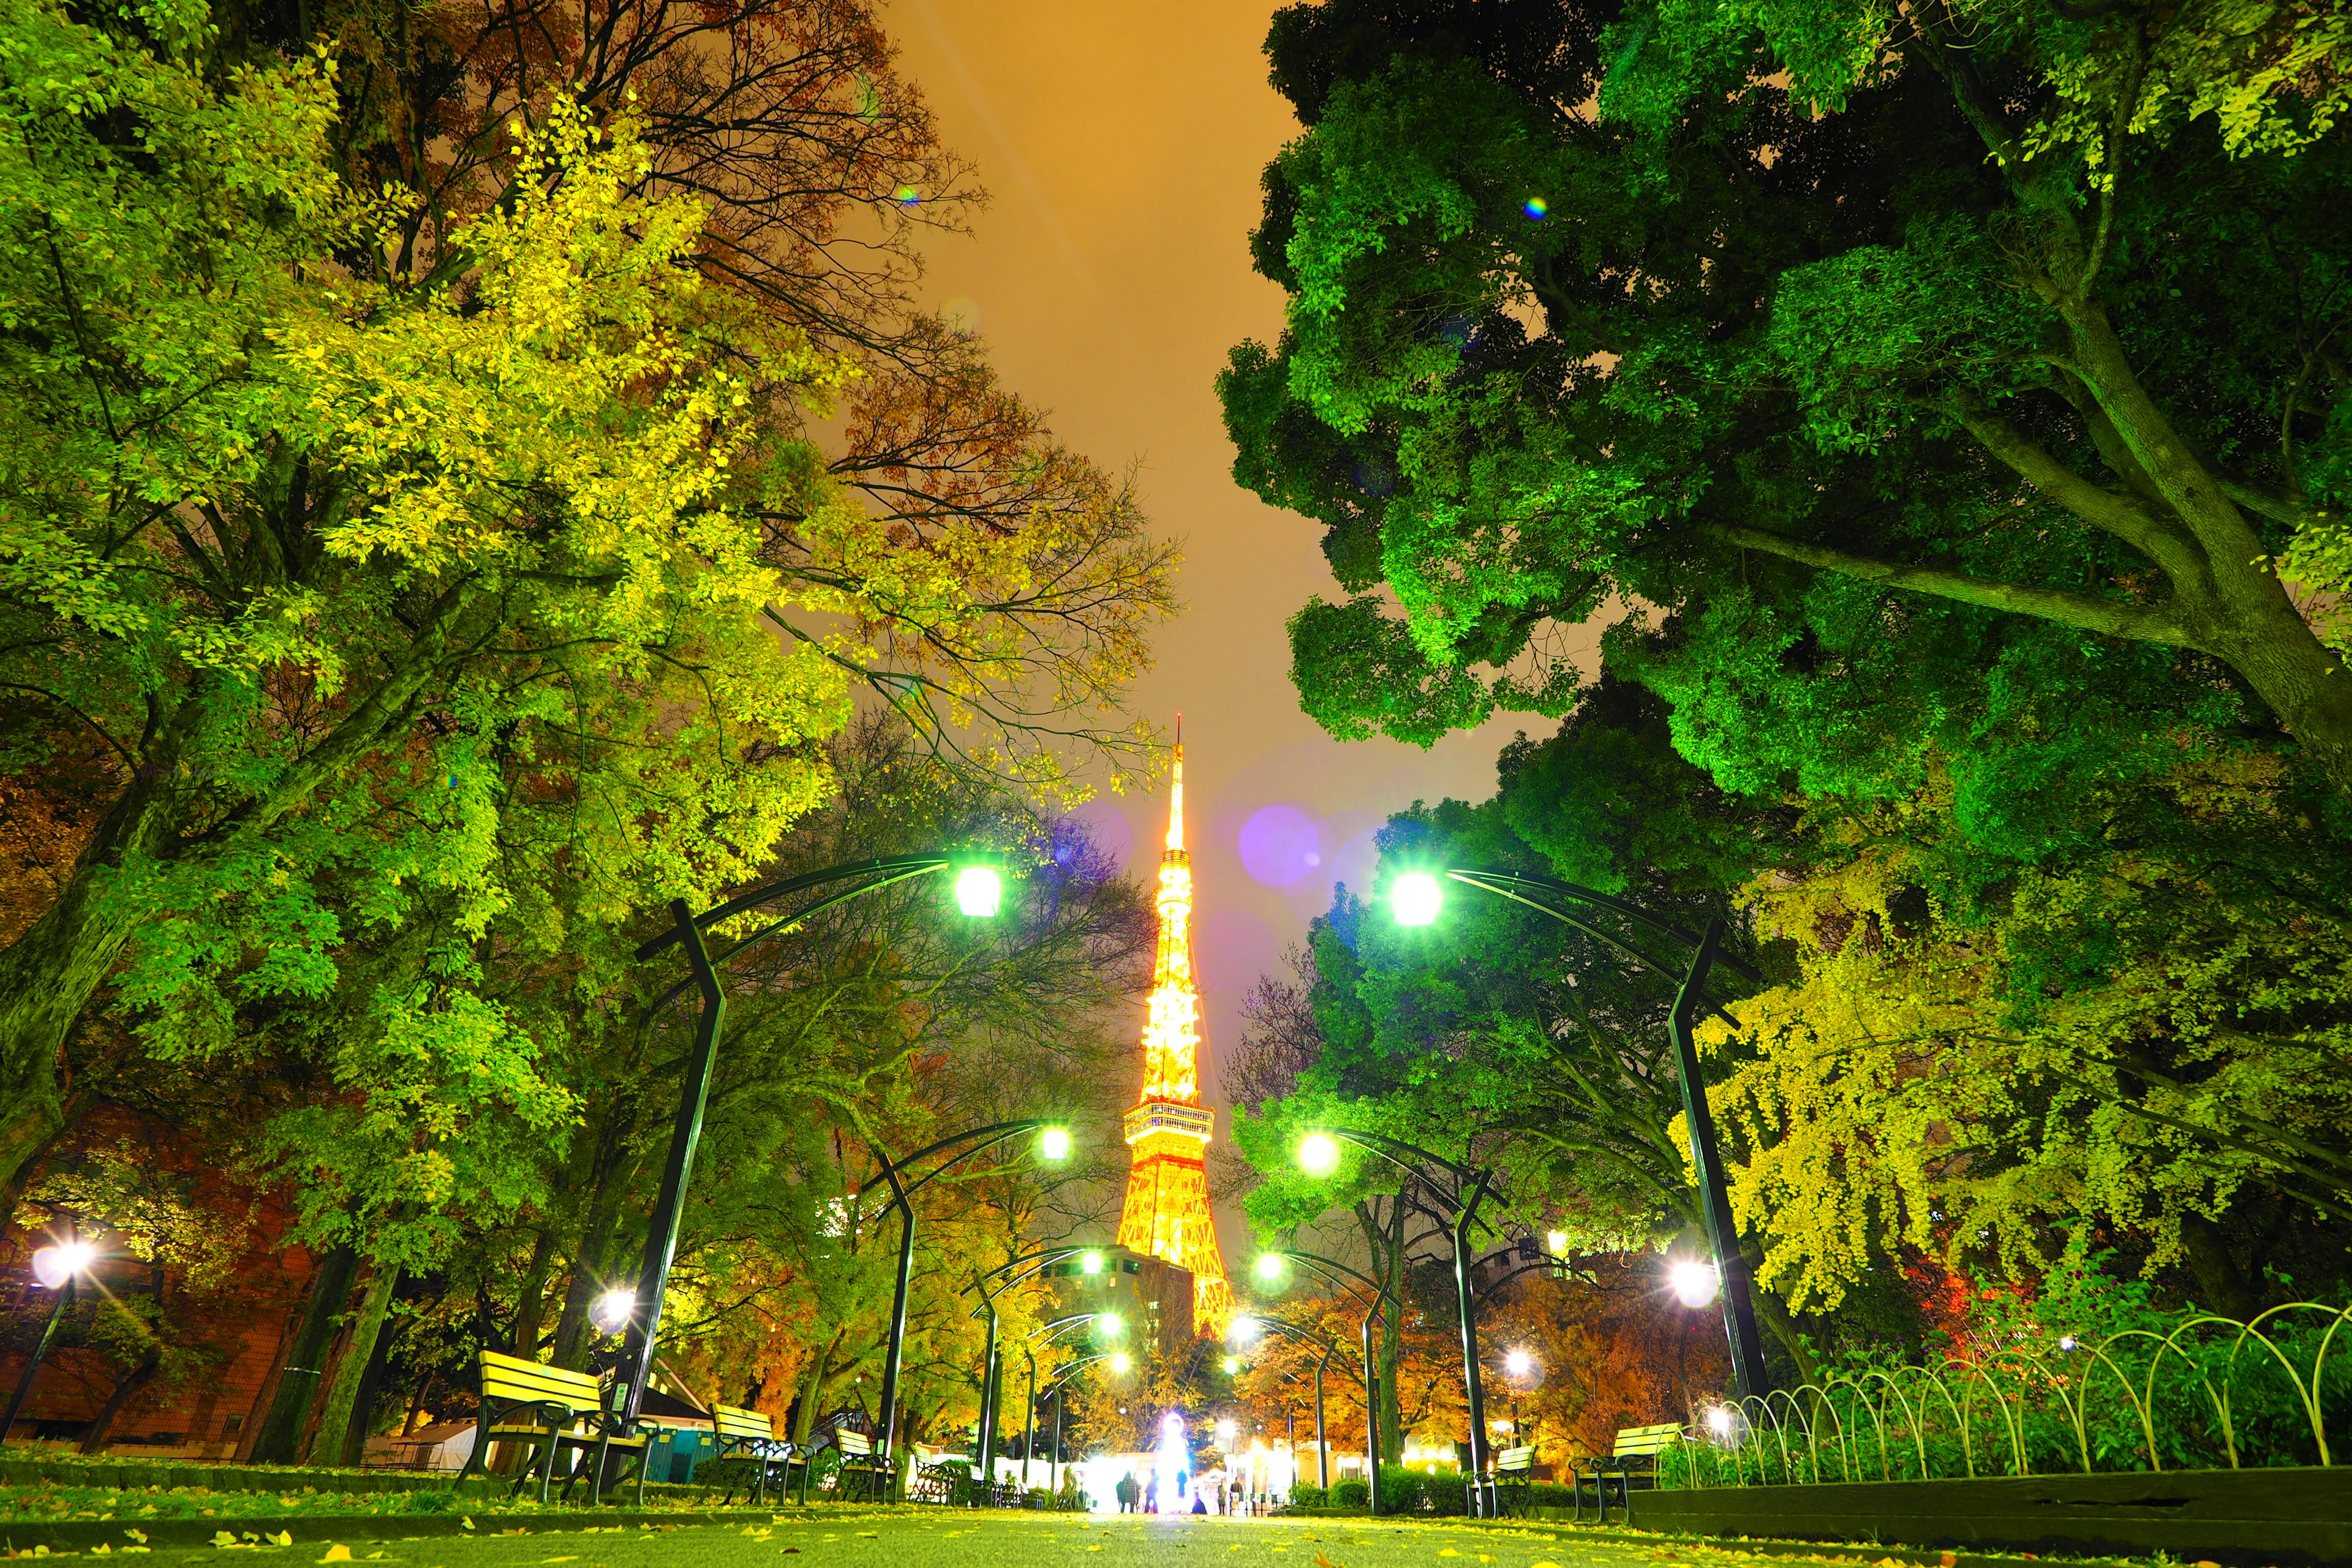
[1114,726,1232,1336]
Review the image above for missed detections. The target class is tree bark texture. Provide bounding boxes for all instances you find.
[248,1245,360,1465]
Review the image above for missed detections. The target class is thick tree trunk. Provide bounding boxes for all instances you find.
[308,1267,398,1466]
[336,1283,403,1467]
[2177,1213,2261,1320]
[80,1348,161,1455]
[509,1229,556,1361]
[0,777,178,1194]
[249,1245,361,1464]
[549,1121,636,1371]
[790,1335,839,1447]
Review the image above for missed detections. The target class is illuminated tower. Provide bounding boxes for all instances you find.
[1115,726,1233,1336]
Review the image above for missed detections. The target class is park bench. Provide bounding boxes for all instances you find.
[704,1404,793,1505]
[453,1350,648,1505]
[1491,1444,1537,1518]
[1575,1422,1684,1524]
[829,1427,892,1502]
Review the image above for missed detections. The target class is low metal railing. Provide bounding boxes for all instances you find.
[1662,1302,2352,1487]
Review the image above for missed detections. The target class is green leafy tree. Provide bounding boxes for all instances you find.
[1220,0,2352,801]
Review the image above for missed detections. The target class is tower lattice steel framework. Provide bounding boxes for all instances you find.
[1114,727,1233,1336]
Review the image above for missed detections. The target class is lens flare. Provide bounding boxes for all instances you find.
[1523,196,1549,219]
[590,1287,636,1335]
[1668,1256,1721,1308]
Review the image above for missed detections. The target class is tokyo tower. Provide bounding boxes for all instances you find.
[1115,725,1234,1336]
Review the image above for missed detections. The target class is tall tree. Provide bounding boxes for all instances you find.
[1219,0,2352,795]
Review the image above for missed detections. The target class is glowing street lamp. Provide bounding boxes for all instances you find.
[1298,1133,1341,1176]
[1227,1314,1261,1346]
[1503,1349,1534,1378]
[1254,1253,1288,1286]
[954,864,1005,918]
[625,849,1013,1433]
[1079,1251,1104,1276]
[1668,1257,1721,1309]
[1223,1356,1242,1375]
[1096,1312,1126,1340]
[1390,872,1444,927]
[1038,1126,1073,1163]
[590,1288,636,1336]
[2,1232,97,1445]
[1109,1352,1133,1374]
[1373,864,1772,1401]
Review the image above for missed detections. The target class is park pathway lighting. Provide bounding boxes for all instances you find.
[1249,1244,1395,1515]
[1096,1311,1125,1339]
[1109,1351,1132,1374]
[859,1120,1072,1477]
[1504,1349,1533,1378]
[1295,1126,1503,1513]
[590,1288,636,1336]
[2,1228,96,1446]
[1222,1355,1242,1374]
[1377,864,1772,1401]
[624,850,1012,1430]
[1669,1256,1722,1309]
[1298,1133,1341,1175]
[961,1243,1099,1499]
[1227,1310,1343,1491]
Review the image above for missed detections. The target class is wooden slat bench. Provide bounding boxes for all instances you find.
[1492,1444,1537,1518]
[453,1350,649,1505]
[705,1404,793,1505]
[830,1427,892,1503]
[1577,1422,1684,1524]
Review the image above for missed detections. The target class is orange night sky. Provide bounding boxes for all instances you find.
[887,2,1592,1126]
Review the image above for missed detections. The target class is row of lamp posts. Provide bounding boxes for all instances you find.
[4,854,1766,1498]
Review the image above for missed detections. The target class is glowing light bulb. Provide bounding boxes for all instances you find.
[1254,1253,1285,1283]
[1109,1352,1132,1374]
[1038,1127,1071,1161]
[1080,1251,1104,1275]
[30,1241,94,1289]
[1504,1349,1533,1378]
[1227,1315,1260,1345]
[1223,1357,1240,1375]
[954,865,1003,918]
[1708,1406,1736,1441]
[1391,872,1443,927]
[1546,1230,1569,1257]
[1098,1312,1125,1339]
[590,1287,636,1335]
[1668,1257,1721,1308]
[1298,1133,1341,1175]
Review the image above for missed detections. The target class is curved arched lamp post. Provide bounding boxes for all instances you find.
[1384,867,1771,1401]
[621,852,1009,1428]
[1038,1350,1129,1498]
[855,1120,1072,1474]
[959,1245,1102,1499]
[1293,1129,1504,1515]
[1245,1248,1393,1512]
[0,1230,96,1446]
[1226,1311,1349,1490]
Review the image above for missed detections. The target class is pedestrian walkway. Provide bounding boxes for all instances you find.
[114,1509,2137,1568]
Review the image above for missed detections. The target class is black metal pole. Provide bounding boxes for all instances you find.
[876,1160,916,1470]
[1668,918,1770,1400]
[977,1298,1000,1499]
[1020,1345,1038,1498]
[0,1278,74,1444]
[1314,1354,1328,1488]
[1360,1313,1381,1515]
[622,900,725,1427]
[1052,1387,1064,1497]
[1450,1169,1497,1518]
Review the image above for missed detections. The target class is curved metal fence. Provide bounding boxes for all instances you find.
[1660,1302,2352,1487]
